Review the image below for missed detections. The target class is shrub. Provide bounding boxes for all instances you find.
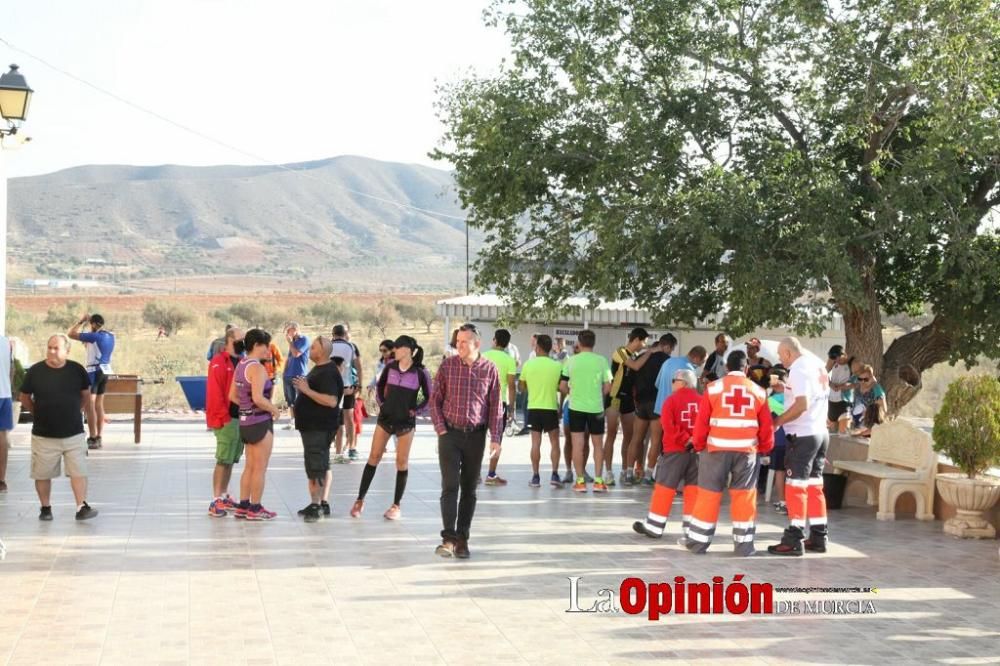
[360,300,400,338]
[142,301,193,336]
[932,375,1000,479]
[303,300,361,328]
[395,301,438,333]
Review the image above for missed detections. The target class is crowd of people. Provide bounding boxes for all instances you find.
[6,311,894,559]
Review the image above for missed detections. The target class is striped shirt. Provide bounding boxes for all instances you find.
[430,354,503,443]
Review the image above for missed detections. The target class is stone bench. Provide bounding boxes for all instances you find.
[831,419,936,521]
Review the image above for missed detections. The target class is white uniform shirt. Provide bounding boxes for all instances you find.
[783,353,830,437]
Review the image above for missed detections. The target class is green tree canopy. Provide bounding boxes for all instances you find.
[433,0,1000,411]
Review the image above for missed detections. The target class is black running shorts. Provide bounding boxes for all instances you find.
[568,409,606,435]
[527,408,559,433]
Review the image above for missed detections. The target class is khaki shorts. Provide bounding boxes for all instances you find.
[31,433,88,480]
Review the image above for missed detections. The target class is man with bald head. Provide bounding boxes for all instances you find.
[768,336,831,556]
[292,336,344,522]
[19,335,98,521]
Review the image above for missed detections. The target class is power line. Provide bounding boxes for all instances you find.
[0,36,468,223]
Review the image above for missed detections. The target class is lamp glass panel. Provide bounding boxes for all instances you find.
[0,89,29,120]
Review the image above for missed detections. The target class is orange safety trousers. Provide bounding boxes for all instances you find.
[686,451,758,553]
[642,451,700,537]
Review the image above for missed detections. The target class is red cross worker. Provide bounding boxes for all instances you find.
[686,350,774,556]
[633,368,701,542]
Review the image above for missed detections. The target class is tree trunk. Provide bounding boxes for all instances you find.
[840,268,885,375]
[880,316,954,415]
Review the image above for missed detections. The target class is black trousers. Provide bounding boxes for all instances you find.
[439,428,487,541]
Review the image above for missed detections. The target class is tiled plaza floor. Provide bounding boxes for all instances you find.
[1,418,999,665]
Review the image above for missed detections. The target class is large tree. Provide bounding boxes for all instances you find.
[433,0,1000,412]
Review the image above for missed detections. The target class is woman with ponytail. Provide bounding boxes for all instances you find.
[351,335,431,520]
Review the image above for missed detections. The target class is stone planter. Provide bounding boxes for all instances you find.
[936,473,1000,538]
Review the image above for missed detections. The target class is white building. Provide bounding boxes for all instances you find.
[436,294,845,364]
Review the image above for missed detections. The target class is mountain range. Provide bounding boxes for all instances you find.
[6,155,476,291]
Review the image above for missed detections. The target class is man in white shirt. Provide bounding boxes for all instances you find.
[768,337,831,556]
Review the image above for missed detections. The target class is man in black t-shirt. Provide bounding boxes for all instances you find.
[293,336,344,522]
[625,333,677,485]
[19,335,99,521]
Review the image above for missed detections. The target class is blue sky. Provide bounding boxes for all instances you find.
[1,1,511,177]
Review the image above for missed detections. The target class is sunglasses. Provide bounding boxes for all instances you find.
[860,376,873,381]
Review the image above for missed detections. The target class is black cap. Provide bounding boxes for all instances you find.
[828,344,845,359]
[629,327,650,341]
[393,335,416,350]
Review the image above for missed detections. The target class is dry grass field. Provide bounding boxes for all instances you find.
[7,293,449,410]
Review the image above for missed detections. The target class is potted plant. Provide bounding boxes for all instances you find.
[932,375,1000,538]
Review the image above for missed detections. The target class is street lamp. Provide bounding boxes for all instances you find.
[1,63,32,336]
[0,64,33,135]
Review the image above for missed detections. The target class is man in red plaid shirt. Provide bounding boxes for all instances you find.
[430,323,503,560]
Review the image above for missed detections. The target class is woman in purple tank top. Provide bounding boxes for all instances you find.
[350,335,431,521]
[228,328,281,520]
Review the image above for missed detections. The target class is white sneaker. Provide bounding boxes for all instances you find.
[282,423,294,430]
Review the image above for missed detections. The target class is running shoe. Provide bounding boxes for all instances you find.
[550,473,563,488]
[75,502,99,521]
[773,501,788,515]
[573,479,587,493]
[221,496,238,511]
[246,506,277,521]
[233,504,249,519]
[297,504,313,517]
[333,453,347,464]
[606,472,616,487]
[301,504,321,523]
[529,474,541,488]
[350,499,364,518]
[320,501,331,517]
[484,474,507,486]
[641,476,655,487]
[623,470,635,487]
[39,506,53,521]
[208,499,227,518]
[384,505,401,520]
[562,471,575,484]
[584,471,594,483]
[435,540,456,558]
[592,480,608,493]
[87,437,102,450]
[348,449,359,461]
[0,481,8,493]
[282,422,294,430]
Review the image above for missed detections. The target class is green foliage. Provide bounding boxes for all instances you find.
[395,301,439,333]
[12,357,26,394]
[301,300,362,328]
[213,302,286,333]
[933,375,1000,479]
[43,300,91,329]
[360,300,401,338]
[434,0,1000,359]
[142,301,193,336]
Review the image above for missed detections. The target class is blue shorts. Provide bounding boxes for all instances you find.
[0,398,13,431]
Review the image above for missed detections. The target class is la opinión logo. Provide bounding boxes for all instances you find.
[566,575,774,620]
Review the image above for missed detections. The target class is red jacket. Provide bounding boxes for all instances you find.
[692,372,774,455]
[660,387,701,454]
[206,351,236,429]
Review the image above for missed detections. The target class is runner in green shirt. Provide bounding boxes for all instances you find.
[559,330,613,493]
[481,329,517,485]
[519,334,565,487]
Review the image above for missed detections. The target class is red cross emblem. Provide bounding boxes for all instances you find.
[722,386,754,417]
[680,402,697,429]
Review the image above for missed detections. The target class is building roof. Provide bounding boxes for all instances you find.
[436,294,843,330]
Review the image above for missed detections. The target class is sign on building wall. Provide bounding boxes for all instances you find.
[553,328,583,345]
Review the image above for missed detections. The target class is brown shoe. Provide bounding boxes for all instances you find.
[455,538,470,559]
[435,539,456,558]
